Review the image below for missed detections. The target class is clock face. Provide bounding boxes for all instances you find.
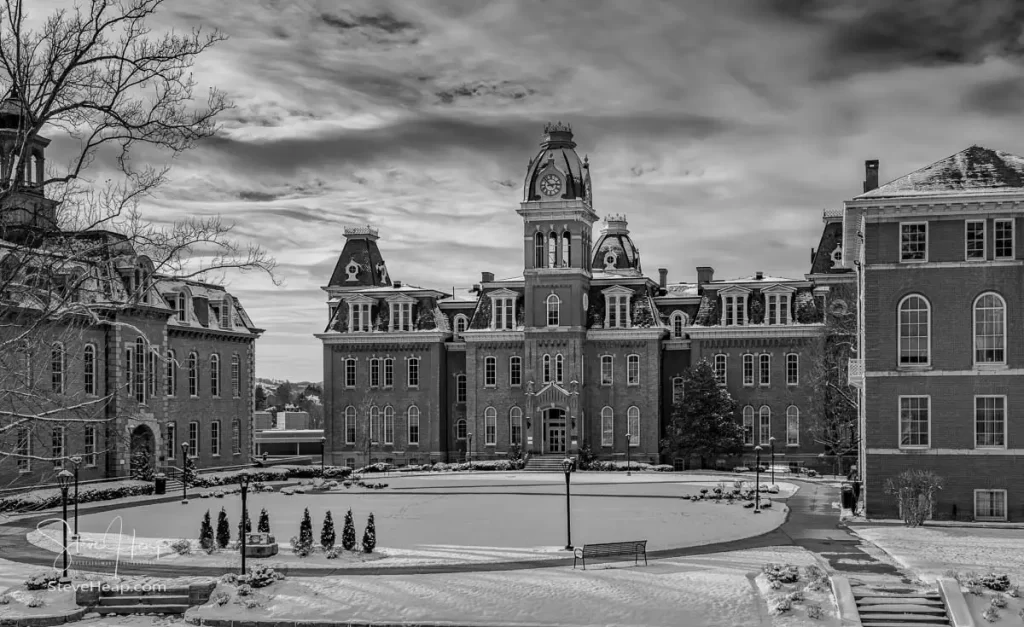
[540,174,562,197]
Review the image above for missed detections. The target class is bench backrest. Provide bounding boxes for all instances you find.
[583,541,646,553]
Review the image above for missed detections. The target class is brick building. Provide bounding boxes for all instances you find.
[319,124,840,469]
[843,146,1024,521]
[0,95,263,486]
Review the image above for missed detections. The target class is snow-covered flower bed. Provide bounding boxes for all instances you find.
[948,571,1024,626]
[0,479,153,514]
[753,562,838,625]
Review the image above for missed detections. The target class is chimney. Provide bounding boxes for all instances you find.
[658,268,668,289]
[863,159,879,192]
[755,271,764,280]
[471,284,481,293]
[393,280,402,288]
[481,271,494,283]
[696,266,714,286]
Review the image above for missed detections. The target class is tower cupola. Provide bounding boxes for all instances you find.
[523,122,592,204]
[591,214,641,275]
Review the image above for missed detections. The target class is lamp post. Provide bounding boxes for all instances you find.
[768,436,776,486]
[238,473,251,575]
[320,436,326,475]
[625,432,632,476]
[181,441,190,503]
[753,446,762,514]
[56,469,73,582]
[560,457,574,550]
[68,456,82,541]
[467,433,473,464]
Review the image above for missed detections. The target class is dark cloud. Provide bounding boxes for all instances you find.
[492,179,516,188]
[961,76,1024,116]
[237,191,281,202]
[436,81,537,104]
[318,11,416,34]
[756,0,1024,80]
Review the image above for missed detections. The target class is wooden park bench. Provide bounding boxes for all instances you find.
[573,540,648,570]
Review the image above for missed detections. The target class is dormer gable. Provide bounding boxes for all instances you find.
[385,293,417,332]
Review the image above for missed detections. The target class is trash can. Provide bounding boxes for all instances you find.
[154,473,167,495]
[841,483,855,510]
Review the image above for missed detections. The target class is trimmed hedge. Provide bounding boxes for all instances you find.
[393,460,526,473]
[0,479,154,514]
[191,466,352,488]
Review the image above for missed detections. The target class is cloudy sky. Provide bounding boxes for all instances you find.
[31,0,1024,381]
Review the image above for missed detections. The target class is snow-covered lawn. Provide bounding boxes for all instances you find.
[193,547,824,627]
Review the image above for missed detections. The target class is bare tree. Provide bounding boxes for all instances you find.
[0,0,276,482]
[806,281,859,477]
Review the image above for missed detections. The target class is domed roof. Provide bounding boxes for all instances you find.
[523,122,592,203]
[591,215,641,275]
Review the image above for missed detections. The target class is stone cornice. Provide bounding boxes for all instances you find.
[585,328,665,341]
[685,324,824,339]
[866,260,1023,270]
[315,331,448,345]
[662,339,693,350]
[804,273,856,284]
[516,203,598,223]
[168,326,260,341]
[520,267,591,281]
[461,331,525,343]
[847,196,1024,216]
[444,342,467,352]
[654,296,701,305]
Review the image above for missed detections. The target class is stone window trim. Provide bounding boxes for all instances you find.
[897,294,931,368]
[542,354,552,384]
[900,221,928,263]
[188,420,199,458]
[509,356,522,387]
[758,405,771,445]
[965,219,986,261]
[52,425,65,469]
[786,406,799,446]
[383,357,394,388]
[600,406,614,447]
[555,354,564,385]
[602,285,634,329]
[599,354,613,386]
[453,314,469,339]
[344,406,356,444]
[626,354,640,386]
[759,354,771,387]
[994,218,1015,260]
[50,341,65,394]
[456,374,467,403]
[786,353,799,386]
[484,407,497,446]
[408,405,420,446]
[165,349,176,397]
[165,422,176,461]
[407,356,420,389]
[211,420,221,457]
[210,353,221,398]
[546,293,560,327]
[974,394,1007,450]
[713,354,727,385]
[484,356,497,388]
[386,294,416,332]
[488,288,519,331]
[718,285,751,326]
[187,351,199,397]
[345,294,376,333]
[762,284,796,325]
[671,376,685,404]
[343,358,357,388]
[670,310,688,338]
[627,406,640,447]
[232,419,241,455]
[973,291,1007,368]
[510,407,523,446]
[83,343,97,396]
[383,406,395,445]
[974,489,1007,522]
[742,406,755,446]
[742,353,755,387]
[898,395,931,450]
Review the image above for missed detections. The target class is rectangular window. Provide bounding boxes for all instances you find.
[994,219,1015,259]
[84,346,96,395]
[966,220,986,260]
[166,423,176,461]
[786,354,799,385]
[899,396,930,448]
[759,354,771,386]
[766,294,789,325]
[600,355,613,385]
[383,409,394,445]
[148,350,157,399]
[627,410,640,447]
[392,302,413,332]
[211,421,221,456]
[510,411,522,445]
[974,489,1007,522]
[975,395,1006,448]
[456,375,467,403]
[493,298,515,330]
[484,357,496,387]
[713,354,727,385]
[135,344,146,404]
[485,414,496,445]
[608,295,629,328]
[345,413,356,445]
[742,354,754,386]
[509,356,522,387]
[84,425,97,466]
[126,346,133,397]
[370,358,380,388]
[900,222,928,262]
[16,427,30,472]
[231,356,240,398]
[627,355,640,386]
[672,378,685,404]
[407,358,419,388]
[166,350,176,397]
[232,421,241,455]
[350,303,371,332]
[345,359,357,388]
[188,421,199,457]
[383,358,394,388]
[52,426,65,468]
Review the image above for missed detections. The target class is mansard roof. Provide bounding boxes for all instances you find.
[856,145,1024,199]
[327,226,392,288]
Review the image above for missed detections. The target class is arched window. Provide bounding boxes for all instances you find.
[369,406,380,442]
[542,354,551,383]
[561,231,571,267]
[786,406,800,446]
[50,342,64,394]
[974,292,1006,364]
[176,292,187,322]
[148,349,156,398]
[231,354,241,397]
[601,406,614,447]
[670,311,687,338]
[509,407,523,445]
[548,232,558,267]
[898,295,930,365]
[232,419,241,454]
[627,406,640,447]
[555,354,564,384]
[759,406,771,445]
[456,418,468,439]
[742,406,754,445]
[383,406,394,444]
[210,354,221,397]
[166,349,176,397]
[546,293,560,327]
[188,352,198,396]
[134,337,146,403]
[484,406,497,445]
[453,314,468,339]
[534,233,546,268]
[83,344,96,395]
[344,406,356,444]
[407,406,420,445]
[672,376,685,404]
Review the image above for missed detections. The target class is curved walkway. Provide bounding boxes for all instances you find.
[0,479,856,577]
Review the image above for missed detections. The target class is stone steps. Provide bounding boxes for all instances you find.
[93,603,188,615]
[854,588,950,627]
[97,595,190,606]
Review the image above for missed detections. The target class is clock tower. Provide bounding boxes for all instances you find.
[516,122,597,455]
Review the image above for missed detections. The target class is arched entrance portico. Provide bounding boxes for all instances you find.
[130,424,155,480]
[543,407,567,454]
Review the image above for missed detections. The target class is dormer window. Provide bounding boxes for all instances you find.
[488,289,518,330]
[718,287,751,326]
[453,314,468,339]
[388,298,414,332]
[762,285,796,326]
[546,294,560,327]
[210,304,221,326]
[176,292,187,322]
[348,299,373,332]
[602,286,633,329]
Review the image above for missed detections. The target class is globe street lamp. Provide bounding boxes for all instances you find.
[768,436,776,486]
[56,469,74,582]
[753,446,762,514]
[320,436,326,475]
[238,473,251,575]
[68,456,82,541]
[181,441,190,503]
[625,432,632,477]
[560,457,574,550]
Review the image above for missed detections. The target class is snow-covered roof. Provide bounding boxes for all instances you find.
[440,287,480,304]
[714,275,800,285]
[857,146,1024,199]
[663,283,699,297]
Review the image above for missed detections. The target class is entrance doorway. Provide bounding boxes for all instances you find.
[545,408,566,454]
[130,424,155,480]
